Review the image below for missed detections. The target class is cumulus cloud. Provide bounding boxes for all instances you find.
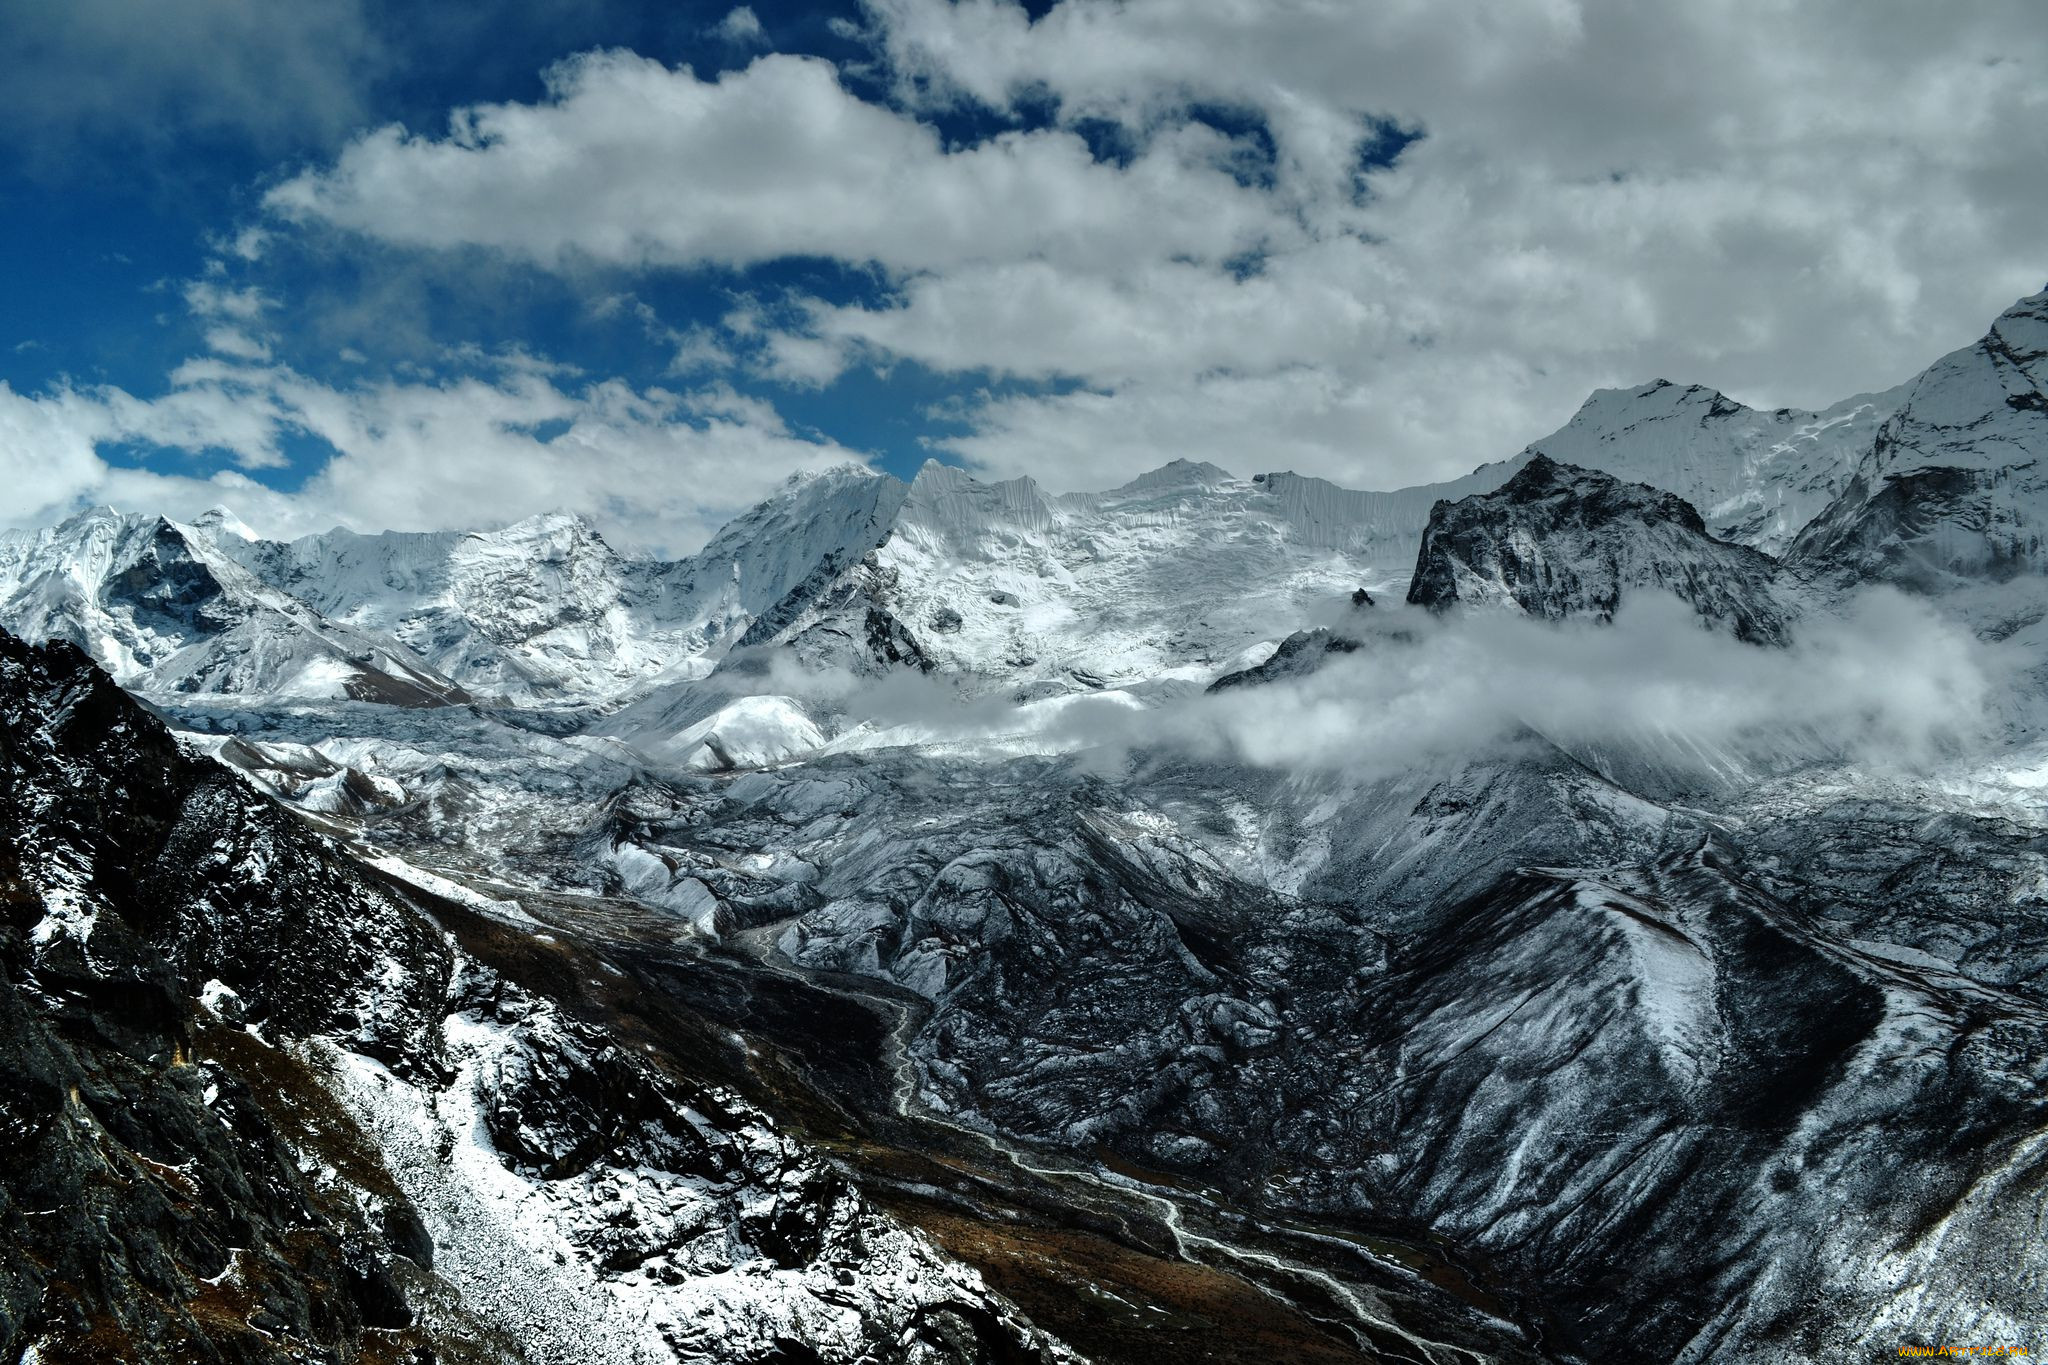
[712,7,766,46]
[255,0,2048,494]
[264,50,1279,277]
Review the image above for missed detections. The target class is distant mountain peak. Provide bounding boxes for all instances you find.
[190,505,259,541]
[1410,456,1793,643]
[1113,458,1238,493]
[1785,293,2048,591]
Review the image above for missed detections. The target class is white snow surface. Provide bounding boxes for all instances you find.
[1522,378,1906,554]
[0,364,1906,711]
[308,985,1067,1365]
[662,694,827,770]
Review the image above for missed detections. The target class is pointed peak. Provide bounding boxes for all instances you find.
[1504,451,1641,491]
[910,457,971,487]
[1561,378,1750,432]
[1499,452,1593,498]
[191,505,259,541]
[55,503,128,532]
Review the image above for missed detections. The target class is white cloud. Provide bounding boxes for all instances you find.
[844,0,2048,486]
[667,326,736,376]
[713,7,766,46]
[183,279,273,323]
[203,326,273,362]
[0,359,867,556]
[263,49,1284,277]
[827,589,1994,780]
[1134,590,1995,778]
[259,0,2047,494]
[15,0,2044,541]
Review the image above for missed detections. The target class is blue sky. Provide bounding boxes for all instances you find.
[1,2,963,484]
[1,1,2042,553]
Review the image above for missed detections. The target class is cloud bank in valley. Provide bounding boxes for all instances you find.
[790,590,1996,783]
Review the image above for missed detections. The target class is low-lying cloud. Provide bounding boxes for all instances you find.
[1148,590,1992,780]
[763,590,1997,786]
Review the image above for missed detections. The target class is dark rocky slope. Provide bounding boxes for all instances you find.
[1408,454,1796,643]
[0,632,1072,1365]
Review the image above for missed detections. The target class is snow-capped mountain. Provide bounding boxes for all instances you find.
[1408,453,1798,643]
[0,368,1909,714]
[1792,288,2048,591]
[8,289,2048,1365]
[0,506,469,704]
[1519,377,1906,554]
[208,465,910,704]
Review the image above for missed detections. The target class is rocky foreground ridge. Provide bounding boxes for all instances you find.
[0,631,1073,1364]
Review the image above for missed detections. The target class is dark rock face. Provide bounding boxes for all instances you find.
[0,634,1072,1365]
[0,634,448,1364]
[735,550,933,676]
[1407,454,1795,643]
[1206,628,1359,692]
[1790,464,2040,590]
[108,520,246,645]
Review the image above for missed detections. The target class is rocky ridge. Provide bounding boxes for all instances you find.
[1406,454,1798,643]
[1792,289,2048,592]
[0,630,1075,1365]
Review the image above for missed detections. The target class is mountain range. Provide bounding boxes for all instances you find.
[4,289,2046,1363]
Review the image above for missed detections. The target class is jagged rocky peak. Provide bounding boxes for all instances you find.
[1407,453,1796,643]
[1522,373,1905,555]
[1791,288,2048,590]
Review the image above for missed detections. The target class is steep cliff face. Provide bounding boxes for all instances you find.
[0,632,1074,1365]
[1406,454,1797,643]
[0,632,462,1363]
[1792,290,2048,590]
